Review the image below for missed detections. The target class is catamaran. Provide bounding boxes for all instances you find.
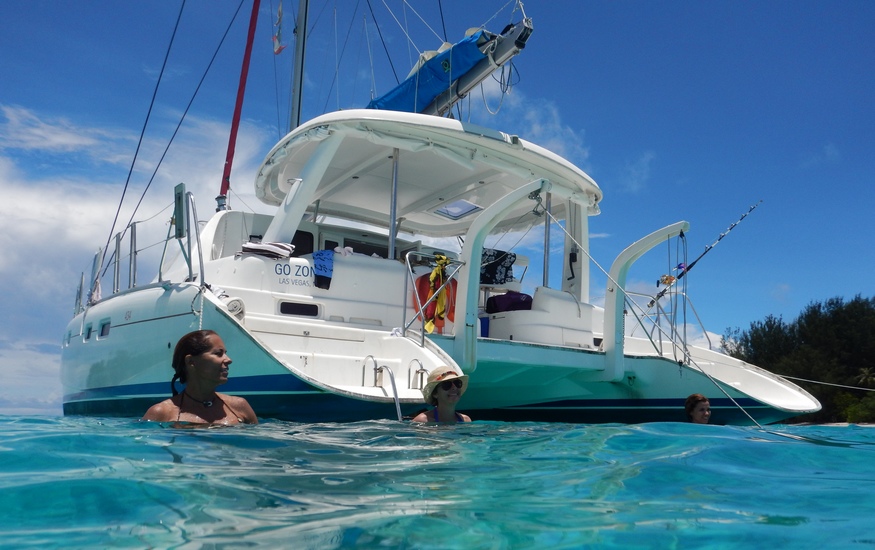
[61,1,820,424]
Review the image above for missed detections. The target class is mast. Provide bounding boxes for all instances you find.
[217,0,261,211]
[290,0,309,130]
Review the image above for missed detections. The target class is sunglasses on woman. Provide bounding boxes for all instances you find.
[439,379,463,390]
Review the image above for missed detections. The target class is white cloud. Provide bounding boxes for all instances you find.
[0,337,63,415]
[472,82,590,170]
[0,104,133,163]
[618,150,656,193]
[0,106,273,415]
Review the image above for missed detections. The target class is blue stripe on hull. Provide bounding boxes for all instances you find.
[63,374,427,422]
[65,377,785,424]
[63,374,311,402]
[63,394,426,422]
[466,397,789,425]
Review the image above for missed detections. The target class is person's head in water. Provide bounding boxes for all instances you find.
[170,329,220,394]
[142,330,257,425]
[411,366,472,423]
[685,393,711,424]
[422,366,469,406]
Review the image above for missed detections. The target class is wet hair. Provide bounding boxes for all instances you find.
[685,393,709,421]
[170,330,218,395]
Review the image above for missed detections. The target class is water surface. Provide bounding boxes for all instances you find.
[0,417,872,548]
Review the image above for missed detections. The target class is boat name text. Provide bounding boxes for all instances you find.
[275,262,312,286]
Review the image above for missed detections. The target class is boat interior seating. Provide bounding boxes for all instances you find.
[479,249,528,305]
[486,285,595,349]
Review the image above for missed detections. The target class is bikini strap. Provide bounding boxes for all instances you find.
[432,408,462,424]
[176,392,185,422]
[222,397,246,423]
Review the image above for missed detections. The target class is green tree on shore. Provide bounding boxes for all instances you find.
[721,295,875,423]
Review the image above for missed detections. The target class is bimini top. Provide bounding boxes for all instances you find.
[254,109,602,240]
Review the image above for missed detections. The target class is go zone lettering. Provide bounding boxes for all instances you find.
[275,263,313,277]
[275,263,312,286]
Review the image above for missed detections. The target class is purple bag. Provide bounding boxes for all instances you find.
[485,291,533,314]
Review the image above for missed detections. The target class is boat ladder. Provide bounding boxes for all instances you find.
[364,355,402,421]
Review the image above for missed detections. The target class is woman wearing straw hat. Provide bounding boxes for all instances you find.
[412,366,472,424]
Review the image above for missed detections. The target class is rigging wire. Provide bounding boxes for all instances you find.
[95,0,186,289]
[538,204,767,427]
[349,14,365,104]
[99,0,247,279]
[228,187,259,214]
[389,0,443,47]
[269,0,285,140]
[437,0,448,42]
[334,6,340,111]
[482,210,543,268]
[364,15,376,100]
[479,0,519,31]
[365,0,399,84]
[319,0,362,114]
[402,0,413,68]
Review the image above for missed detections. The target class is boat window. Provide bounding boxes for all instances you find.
[99,321,111,338]
[435,199,482,220]
[280,302,319,317]
[85,324,93,341]
[344,239,387,258]
[291,230,314,257]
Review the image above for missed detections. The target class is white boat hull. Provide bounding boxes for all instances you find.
[62,282,817,425]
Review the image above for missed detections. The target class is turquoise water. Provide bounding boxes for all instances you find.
[0,417,873,549]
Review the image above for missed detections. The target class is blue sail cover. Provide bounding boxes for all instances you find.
[367,31,487,113]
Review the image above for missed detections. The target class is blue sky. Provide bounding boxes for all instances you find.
[1,0,873,415]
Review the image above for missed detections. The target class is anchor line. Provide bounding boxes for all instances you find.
[781,376,875,392]
[648,200,763,308]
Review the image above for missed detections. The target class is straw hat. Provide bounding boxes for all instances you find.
[422,366,469,405]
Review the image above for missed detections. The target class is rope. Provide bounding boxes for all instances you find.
[684,355,764,429]
[781,376,875,392]
[481,67,508,115]
[191,287,206,331]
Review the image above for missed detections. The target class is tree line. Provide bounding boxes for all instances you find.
[721,295,875,423]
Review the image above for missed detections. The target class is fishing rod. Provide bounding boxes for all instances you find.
[647,200,762,308]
